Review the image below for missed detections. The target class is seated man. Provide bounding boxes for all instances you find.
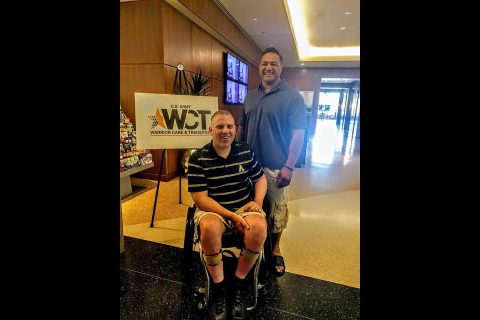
[188,110,267,320]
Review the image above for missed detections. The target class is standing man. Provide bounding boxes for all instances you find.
[236,47,307,276]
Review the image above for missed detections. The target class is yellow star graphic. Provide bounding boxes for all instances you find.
[155,108,166,128]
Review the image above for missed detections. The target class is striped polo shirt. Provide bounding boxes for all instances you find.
[187,141,264,211]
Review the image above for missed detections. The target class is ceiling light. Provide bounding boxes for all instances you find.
[301,63,304,66]
[345,11,352,15]
[252,18,258,21]
[340,27,346,30]
[284,0,359,61]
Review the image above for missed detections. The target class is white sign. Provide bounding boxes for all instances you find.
[134,93,218,149]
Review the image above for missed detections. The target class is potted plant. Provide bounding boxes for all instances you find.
[187,69,212,96]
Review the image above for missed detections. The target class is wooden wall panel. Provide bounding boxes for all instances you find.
[211,40,226,80]
[121,0,266,181]
[192,0,222,34]
[120,64,166,124]
[248,62,260,89]
[221,15,241,52]
[223,105,243,127]
[120,0,164,64]
[185,0,261,65]
[191,24,212,75]
[163,65,178,95]
[210,78,224,108]
[177,0,192,10]
[162,2,193,70]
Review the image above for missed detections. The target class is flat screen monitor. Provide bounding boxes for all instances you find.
[238,84,247,104]
[238,61,248,84]
[226,53,239,81]
[225,80,238,104]
[224,52,248,104]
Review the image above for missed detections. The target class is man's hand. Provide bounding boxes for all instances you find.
[276,167,293,188]
[231,215,249,236]
[244,200,262,213]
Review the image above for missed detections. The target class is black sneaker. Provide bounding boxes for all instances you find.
[232,278,247,319]
[209,285,227,320]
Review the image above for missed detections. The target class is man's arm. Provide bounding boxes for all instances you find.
[191,191,250,230]
[276,129,305,188]
[253,175,267,206]
[243,175,267,212]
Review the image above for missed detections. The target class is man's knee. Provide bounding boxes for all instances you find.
[200,215,223,233]
[245,215,267,236]
[199,215,224,244]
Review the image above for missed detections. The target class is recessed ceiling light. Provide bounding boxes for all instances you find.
[301,63,305,66]
[252,18,258,21]
[285,0,359,60]
[345,11,352,15]
[340,26,346,30]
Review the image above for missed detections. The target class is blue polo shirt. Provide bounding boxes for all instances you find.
[239,80,307,169]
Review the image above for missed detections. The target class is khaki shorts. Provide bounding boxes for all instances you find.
[262,167,289,233]
[193,204,266,243]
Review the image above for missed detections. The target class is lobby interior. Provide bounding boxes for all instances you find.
[120,111,360,319]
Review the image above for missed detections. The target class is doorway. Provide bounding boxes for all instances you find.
[307,78,360,168]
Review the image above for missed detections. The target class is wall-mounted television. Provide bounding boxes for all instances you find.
[224,52,248,105]
[226,53,239,81]
[238,61,248,84]
[225,80,238,104]
[238,83,247,104]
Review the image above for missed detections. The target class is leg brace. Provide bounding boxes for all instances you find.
[240,247,260,262]
[203,249,223,266]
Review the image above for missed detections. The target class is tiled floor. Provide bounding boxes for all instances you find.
[120,237,360,319]
[121,119,360,319]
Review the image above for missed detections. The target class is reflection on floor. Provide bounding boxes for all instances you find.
[121,237,360,319]
[121,119,360,318]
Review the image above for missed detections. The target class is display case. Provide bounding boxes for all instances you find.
[120,106,154,197]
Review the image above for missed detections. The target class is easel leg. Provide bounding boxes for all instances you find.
[179,168,182,204]
[150,149,166,228]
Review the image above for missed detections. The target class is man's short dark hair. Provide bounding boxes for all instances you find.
[261,47,283,63]
[211,109,234,122]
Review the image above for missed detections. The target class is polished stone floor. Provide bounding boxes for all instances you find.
[121,119,360,319]
[120,237,360,319]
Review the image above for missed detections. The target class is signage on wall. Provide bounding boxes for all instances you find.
[134,93,218,149]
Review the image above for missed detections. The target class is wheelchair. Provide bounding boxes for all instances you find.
[183,204,272,313]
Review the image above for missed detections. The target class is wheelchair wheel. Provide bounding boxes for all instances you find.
[193,289,207,310]
[182,206,196,271]
[262,227,273,277]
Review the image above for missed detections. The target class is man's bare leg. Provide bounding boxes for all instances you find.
[272,231,285,274]
[199,215,228,320]
[235,215,267,279]
[199,216,226,283]
[233,214,267,319]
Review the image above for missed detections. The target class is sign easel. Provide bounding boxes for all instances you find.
[134,92,218,227]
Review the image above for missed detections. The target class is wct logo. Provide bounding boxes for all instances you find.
[148,108,211,130]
